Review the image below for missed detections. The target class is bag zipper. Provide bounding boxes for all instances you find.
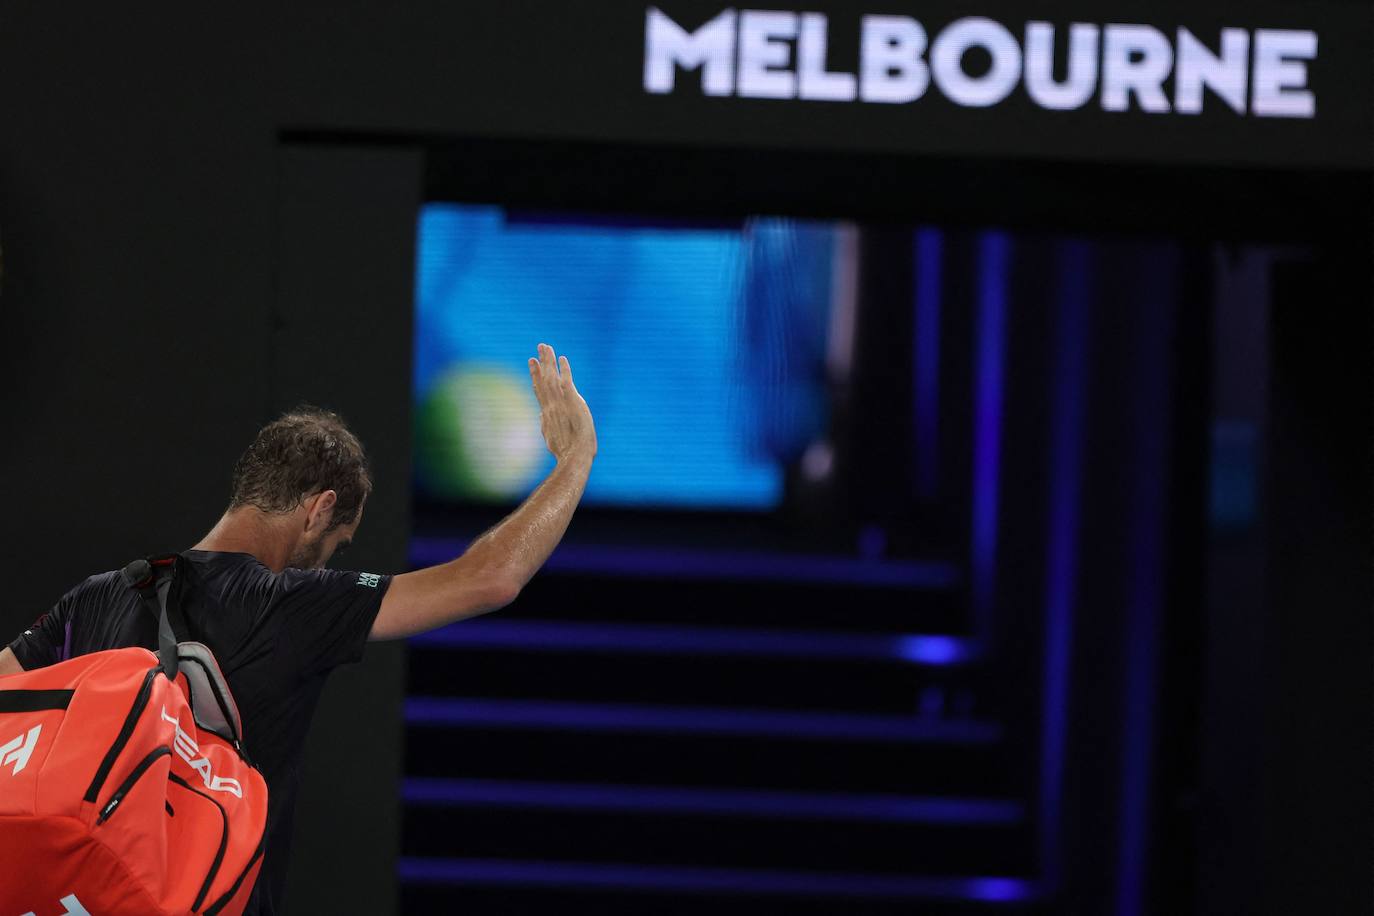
[84,665,162,803]
[204,829,266,916]
[96,745,171,824]
[169,771,230,912]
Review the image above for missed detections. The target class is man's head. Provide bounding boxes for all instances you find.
[229,407,372,569]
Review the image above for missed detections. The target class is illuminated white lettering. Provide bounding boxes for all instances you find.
[1175,28,1249,114]
[797,13,856,101]
[643,7,736,95]
[738,10,798,99]
[1252,29,1316,117]
[930,17,1022,108]
[859,15,929,103]
[1024,22,1099,110]
[641,9,1318,120]
[1101,24,1174,112]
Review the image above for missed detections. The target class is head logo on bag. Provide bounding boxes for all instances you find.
[0,724,41,776]
[20,893,91,916]
[161,707,244,798]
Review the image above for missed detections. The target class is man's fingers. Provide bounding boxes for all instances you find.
[538,342,557,380]
[528,358,544,398]
[535,344,578,396]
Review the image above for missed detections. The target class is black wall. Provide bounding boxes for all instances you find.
[0,9,420,910]
[1260,248,1373,916]
[271,145,420,914]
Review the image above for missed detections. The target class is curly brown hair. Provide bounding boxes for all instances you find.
[229,407,372,531]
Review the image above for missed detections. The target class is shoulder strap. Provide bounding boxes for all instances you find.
[121,554,188,680]
[121,555,251,759]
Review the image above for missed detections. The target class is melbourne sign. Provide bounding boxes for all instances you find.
[644,7,1317,117]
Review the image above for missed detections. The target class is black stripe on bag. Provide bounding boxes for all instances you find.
[0,689,74,713]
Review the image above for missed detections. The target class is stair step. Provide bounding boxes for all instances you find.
[397,858,1041,902]
[412,538,961,589]
[407,630,988,715]
[411,619,981,664]
[413,558,970,633]
[402,804,1032,873]
[404,721,1014,797]
[405,697,999,743]
[402,777,1022,825]
[401,889,1044,916]
[402,884,1049,916]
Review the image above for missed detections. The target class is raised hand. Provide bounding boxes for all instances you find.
[527,343,597,464]
[372,343,598,640]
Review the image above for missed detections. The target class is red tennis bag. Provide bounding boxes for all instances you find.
[0,557,268,915]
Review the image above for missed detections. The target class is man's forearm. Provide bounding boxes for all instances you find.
[0,647,25,677]
[369,454,592,640]
[467,452,593,591]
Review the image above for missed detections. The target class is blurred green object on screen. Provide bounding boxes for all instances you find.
[415,365,547,501]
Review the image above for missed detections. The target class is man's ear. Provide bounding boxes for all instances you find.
[303,489,338,534]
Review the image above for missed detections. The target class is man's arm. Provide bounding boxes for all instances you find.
[370,343,597,641]
[0,647,24,676]
[4,594,74,674]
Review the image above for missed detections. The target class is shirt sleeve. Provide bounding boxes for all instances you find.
[8,593,75,671]
[269,567,392,680]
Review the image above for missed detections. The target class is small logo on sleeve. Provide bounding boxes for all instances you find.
[357,573,381,588]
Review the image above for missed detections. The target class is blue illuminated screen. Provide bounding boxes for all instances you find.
[413,204,839,510]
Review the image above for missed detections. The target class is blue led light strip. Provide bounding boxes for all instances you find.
[971,232,1009,639]
[913,227,944,500]
[398,857,1040,902]
[1038,240,1091,885]
[409,538,962,589]
[404,698,1003,744]
[410,619,980,666]
[402,777,1024,825]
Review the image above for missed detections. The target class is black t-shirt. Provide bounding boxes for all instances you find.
[7,550,391,916]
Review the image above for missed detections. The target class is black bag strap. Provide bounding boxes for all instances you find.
[120,555,254,765]
[121,554,188,680]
